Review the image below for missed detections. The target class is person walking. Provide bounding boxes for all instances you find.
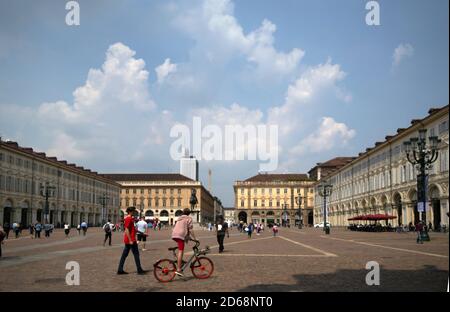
[103,219,113,246]
[0,225,5,258]
[34,221,42,239]
[3,222,10,240]
[76,224,81,235]
[13,222,20,239]
[216,216,229,253]
[171,208,197,277]
[272,224,279,237]
[416,221,424,244]
[117,207,147,275]
[44,222,51,238]
[81,221,88,236]
[247,222,254,239]
[64,223,70,238]
[29,223,34,239]
[136,217,149,251]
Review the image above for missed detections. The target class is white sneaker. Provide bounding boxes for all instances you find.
[175,271,184,277]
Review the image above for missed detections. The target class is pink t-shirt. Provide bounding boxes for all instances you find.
[172,215,193,240]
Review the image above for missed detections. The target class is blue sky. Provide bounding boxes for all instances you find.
[0,0,448,206]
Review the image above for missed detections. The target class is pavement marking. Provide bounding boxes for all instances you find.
[184,236,274,256]
[278,236,338,257]
[208,253,333,257]
[0,233,231,268]
[320,236,449,259]
[4,235,89,253]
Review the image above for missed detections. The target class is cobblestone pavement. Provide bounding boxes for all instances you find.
[0,227,448,292]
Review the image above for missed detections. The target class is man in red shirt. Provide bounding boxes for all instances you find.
[117,207,147,275]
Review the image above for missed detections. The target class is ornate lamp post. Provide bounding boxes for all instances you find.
[139,196,145,219]
[318,182,333,235]
[40,182,56,224]
[403,129,440,235]
[282,204,288,227]
[295,194,304,229]
[99,194,109,225]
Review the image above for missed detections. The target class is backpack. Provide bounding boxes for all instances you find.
[104,224,111,233]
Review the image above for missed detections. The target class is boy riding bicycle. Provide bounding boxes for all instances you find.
[171,208,197,277]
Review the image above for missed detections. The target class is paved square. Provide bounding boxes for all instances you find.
[0,227,448,292]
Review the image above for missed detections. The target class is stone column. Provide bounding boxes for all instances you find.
[13,208,21,224]
[441,198,449,226]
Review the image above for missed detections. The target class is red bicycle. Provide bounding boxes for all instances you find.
[153,239,214,282]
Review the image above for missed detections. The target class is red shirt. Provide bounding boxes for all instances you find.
[123,215,137,244]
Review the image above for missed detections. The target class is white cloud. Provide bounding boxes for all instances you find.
[192,102,264,126]
[47,133,86,160]
[393,43,414,67]
[38,42,155,126]
[173,0,304,78]
[6,42,160,163]
[268,59,350,136]
[155,58,178,83]
[291,117,356,156]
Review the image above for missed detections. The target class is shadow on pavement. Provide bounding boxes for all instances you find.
[237,265,448,292]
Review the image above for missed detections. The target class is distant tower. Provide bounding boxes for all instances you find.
[180,149,199,181]
[208,168,212,192]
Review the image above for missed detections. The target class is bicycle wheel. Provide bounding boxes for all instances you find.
[153,259,176,282]
[190,257,214,279]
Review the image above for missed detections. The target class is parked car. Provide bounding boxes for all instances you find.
[314,222,331,228]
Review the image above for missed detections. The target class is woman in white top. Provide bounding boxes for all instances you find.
[64,223,70,238]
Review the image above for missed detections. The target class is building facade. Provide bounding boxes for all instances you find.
[0,140,121,227]
[313,105,449,229]
[180,156,199,181]
[234,173,316,226]
[102,173,217,226]
[223,207,236,225]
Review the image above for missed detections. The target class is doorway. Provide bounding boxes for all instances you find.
[432,199,441,231]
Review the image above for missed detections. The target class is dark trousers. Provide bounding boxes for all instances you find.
[35,230,41,238]
[118,243,142,272]
[45,230,50,237]
[5,230,10,239]
[104,233,112,246]
[217,234,225,252]
[0,241,2,257]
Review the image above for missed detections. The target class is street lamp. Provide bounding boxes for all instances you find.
[140,196,145,219]
[317,182,333,234]
[99,194,109,225]
[295,194,304,229]
[40,182,56,224]
[282,204,288,227]
[403,129,440,232]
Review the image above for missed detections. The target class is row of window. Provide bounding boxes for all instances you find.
[328,149,449,197]
[0,152,111,189]
[0,175,118,205]
[338,131,448,184]
[124,188,182,195]
[125,198,182,207]
[239,188,313,195]
[240,199,309,208]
